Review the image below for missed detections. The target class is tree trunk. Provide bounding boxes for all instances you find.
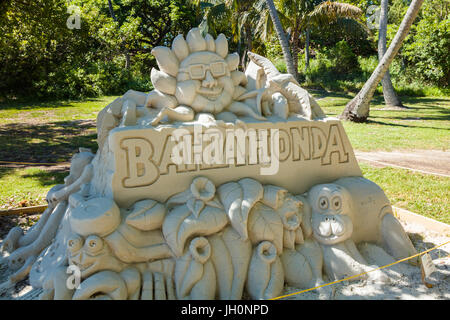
[108,0,130,70]
[108,0,117,21]
[379,0,404,108]
[264,0,296,77]
[243,24,253,68]
[340,0,424,122]
[237,36,243,69]
[304,28,310,74]
[291,29,300,79]
[125,52,131,70]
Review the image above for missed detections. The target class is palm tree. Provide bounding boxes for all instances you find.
[263,0,296,75]
[193,0,230,36]
[229,0,266,66]
[340,0,425,122]
[378,0,404,108]
[262,0,362,79]
[195,0,270,67]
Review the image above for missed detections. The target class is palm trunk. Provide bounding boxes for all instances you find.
[379,0,404,108]
[264,0,296,78]
[340,0,424,122]
[244,24,253,68]
[291,30,300,79]
[237,36,243,69]
[304,28,310,73]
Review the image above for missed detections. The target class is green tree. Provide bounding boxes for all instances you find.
[264,0,296,75]
[272,0,363,78]
[0,0,197,99]
[341,0,425,122]
[401,0,449,87]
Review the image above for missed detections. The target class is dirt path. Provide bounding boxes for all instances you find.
[355,150,450,177]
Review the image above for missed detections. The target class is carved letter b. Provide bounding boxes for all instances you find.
[122,138,159,187]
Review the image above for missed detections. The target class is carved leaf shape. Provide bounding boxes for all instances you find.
[218,182,244,238]
[175,251,203,299]
[125,200,166,231]
[166,189,191,209]
[217,179,262,240]
[162,205,228,257]
[206,197,224,210]
[162,205,191,257]
[187,198,205,218]
[239,178,263,228]
[247,203,283,254]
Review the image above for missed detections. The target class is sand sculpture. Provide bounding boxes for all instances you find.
[1,28,418,300]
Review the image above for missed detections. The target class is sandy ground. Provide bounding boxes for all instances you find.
[285,219,450,300]
[355,150,450,177]
[0,217,448,301]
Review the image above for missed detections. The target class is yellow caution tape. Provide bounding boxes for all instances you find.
[270,240,450,300]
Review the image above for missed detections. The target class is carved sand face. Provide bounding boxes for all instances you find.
[67,234,123,279]
[150,28,241,115]
[308,184,353,245]
[177,52,234,113]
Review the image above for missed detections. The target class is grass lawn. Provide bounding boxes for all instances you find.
[315,92,450,152]
[0,96,118,125]
[0,167,66,210]
[0,96,118,164]
[0,93,448,225]
[360,163,449,224]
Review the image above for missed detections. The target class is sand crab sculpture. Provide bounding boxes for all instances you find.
[0,27,418,300]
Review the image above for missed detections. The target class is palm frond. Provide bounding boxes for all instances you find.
[312,17,369,40]
[308,1,363,27]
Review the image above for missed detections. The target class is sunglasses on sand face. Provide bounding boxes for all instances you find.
[180,62,228,80]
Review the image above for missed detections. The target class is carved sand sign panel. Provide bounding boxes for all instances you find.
[110,119,361,207]
[1,28,418,301]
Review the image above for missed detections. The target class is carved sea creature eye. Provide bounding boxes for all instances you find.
[84,235,104,254]
[318,196,329,210]
[67,235,83,253]
[331,196,342,211]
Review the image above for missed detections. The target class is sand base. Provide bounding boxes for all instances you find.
[0,218,448,300]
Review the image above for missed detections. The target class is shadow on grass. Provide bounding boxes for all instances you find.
[366,119,450,131]
[0,119,98,180]
[369,108,450,122]
[22,168,68,187]
[0,97,107,111]
[311,90,356,100]
[369,97,450,123]
[319,93,450,123]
